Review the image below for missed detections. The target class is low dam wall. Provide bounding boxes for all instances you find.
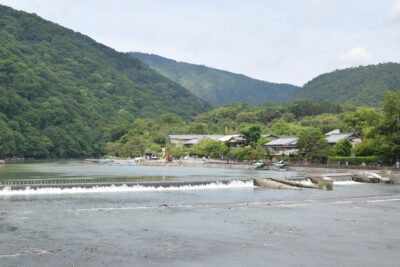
[0,178,252,190]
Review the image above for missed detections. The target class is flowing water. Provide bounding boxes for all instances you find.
[1,160,399,266]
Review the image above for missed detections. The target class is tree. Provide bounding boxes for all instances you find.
[0,121,17,158]
[159,113,181,125]
[343,107,383,136]
[333,139,352,156]
[297,128,331,161]
[170,146,189,159]
[381,91,400,135]
[152,131,168,146]
[269,119,304,136]
[120,136,148,157]
[375,91,400,162]
[191,139,229,158]
[240,125,261,148]
[189,123,208,134]
[229,147,253,160]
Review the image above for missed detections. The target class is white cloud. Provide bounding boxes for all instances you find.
[389,0,400,21]
[307,0,348,17]
[339,46,374,66]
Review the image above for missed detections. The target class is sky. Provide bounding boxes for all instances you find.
[2,0,400,86]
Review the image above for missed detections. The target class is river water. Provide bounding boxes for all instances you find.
[1,161,399,266]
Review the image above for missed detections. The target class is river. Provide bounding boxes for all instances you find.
[0,160,399,266]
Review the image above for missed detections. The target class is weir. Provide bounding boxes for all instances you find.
[0,178,252,190]
[320,173,354,182]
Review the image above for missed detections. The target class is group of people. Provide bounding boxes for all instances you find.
[338,160,397,167]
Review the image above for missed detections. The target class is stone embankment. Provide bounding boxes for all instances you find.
[352,172,391,183]
[287,165,400,184]
[253,178,299,190]
[253,178,319,190]
[253,170,394,190]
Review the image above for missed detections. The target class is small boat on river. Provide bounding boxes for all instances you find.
[254,162,270,170]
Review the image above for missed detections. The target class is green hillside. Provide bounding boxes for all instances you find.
[291,63,400,106]
[0,5,211,158]
[130,52,300,106]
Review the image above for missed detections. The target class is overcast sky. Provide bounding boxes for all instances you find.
[2,0,400,86]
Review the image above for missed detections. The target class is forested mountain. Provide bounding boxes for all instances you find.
[0,5,211,158]
[130,52,300,106]
[291,63,400,106]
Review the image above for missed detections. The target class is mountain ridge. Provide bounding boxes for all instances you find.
[291,63,400,106]
[0,5,211,158]
[130,52,300,106]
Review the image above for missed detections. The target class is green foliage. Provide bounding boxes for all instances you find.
[228,146,267,161]
[159,113,182,125]
[292,63,400,106]
[333,139,352,156]
[300,114,346,134]
[381,91,400,135]
[0,5,210,158]
[353,139,378,156]
[2,4,396,162]
[0,121,17,158]
[131,52,300,106]
[343,107,383,136]
[170,146,189,159]
[326,183,333,191]
[120,136,148,157]
[240,125,261,148]
[189,123,208,134]
[357,91,400,163]
[297,128,331,160]
[317,181,324,190]
[192,100,345,135]
[190,139,229,158]
[329,156,378,165]
[287,100,342,118]
[228,147,253,160]
[152,131,169,146]
[269,119,305,136]
[107,91,396,162]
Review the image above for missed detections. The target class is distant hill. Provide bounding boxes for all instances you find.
[130,52,300,106]
[0,5,211,158]
[291,63,400,106]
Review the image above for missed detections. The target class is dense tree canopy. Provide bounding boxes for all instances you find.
[292,63,400,106]
[0,5,210,158]
[131,52,300,106]
[297,128,331,161]
[333,139,352,156]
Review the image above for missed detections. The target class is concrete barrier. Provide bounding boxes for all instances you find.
[0,179,252,190]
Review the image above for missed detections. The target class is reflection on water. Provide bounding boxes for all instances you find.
[0,160,302,184]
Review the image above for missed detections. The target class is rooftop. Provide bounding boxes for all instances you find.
[169,135,225,140]
[264,137,298,146]
[325,129,341,136]
[325,133,358,144]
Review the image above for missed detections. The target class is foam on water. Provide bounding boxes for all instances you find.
[0,180,254,195]
[299,179,361,186]
[333,181,361,185]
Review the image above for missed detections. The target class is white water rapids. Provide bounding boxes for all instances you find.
[0,180,254,195]
[0,179,362,196]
